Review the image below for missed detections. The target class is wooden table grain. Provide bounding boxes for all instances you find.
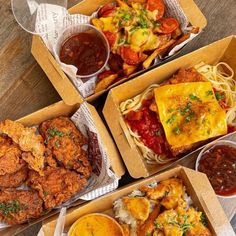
[0,0,236,235]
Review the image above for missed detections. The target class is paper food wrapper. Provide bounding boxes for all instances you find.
[33,0,199,98]
[0,102,119,229]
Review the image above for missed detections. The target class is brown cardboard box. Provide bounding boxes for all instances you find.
[31,0,207,105]
[103,35,236,178]
[39,166,235,236]
[0,100,125,235]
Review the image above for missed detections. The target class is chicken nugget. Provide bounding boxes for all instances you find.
[0,190,43,225]
[27,167,87,209]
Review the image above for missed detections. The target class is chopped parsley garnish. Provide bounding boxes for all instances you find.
[185,111,195,123]
[47,128,66,140]
[123,13,133,21]
[178,102,192,115]
[206,90,213,96]
[129,26,139,33]
[156,130,161,136]
[118,37,125,44]
[139,15,149,28]
[200,212,208,226]
[189,93,202,102]
[55,140,61,148]
[167,108,175,113]
[0,200,21,216]
[43,191,50,197]
[172,126,181,135]
[154,221,162,229]
[215,91,225,101]
[166,114,177,124]
[142,30,149,35]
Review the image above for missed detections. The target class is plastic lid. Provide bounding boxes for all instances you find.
[11,0,67,35]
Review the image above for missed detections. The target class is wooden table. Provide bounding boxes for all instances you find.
[0,0,236,235]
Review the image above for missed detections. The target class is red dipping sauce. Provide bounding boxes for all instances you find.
[60,32,107,76]
[198,144,236,196]
[125,99,172,157]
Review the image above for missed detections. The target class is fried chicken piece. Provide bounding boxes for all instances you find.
[39,117,87,146]
[0,190,43,225]
[0,135,25,175]
[0,120,45,174]
[186,223,212,236]
[167,68,205,85]
[122,197,150,221]
[0,166,28,188]
[27,167,87,209]
[39,117,92,178]
[140,178,184,209]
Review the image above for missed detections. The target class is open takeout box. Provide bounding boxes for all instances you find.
[0,100,125,235]
[38,166,235,236]
[103,35,236,178]
[31,0,207,105]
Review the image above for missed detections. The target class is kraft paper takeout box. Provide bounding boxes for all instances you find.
[39,166,235,236]
[103,35,236,178]
[31,0,207,105]
[0,100,125,236]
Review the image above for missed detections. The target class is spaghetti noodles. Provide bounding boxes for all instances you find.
[195,62,236,126]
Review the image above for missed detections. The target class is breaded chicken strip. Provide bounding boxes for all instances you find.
[0,120,45,174]
[0,190,43,225]
[27,167,87,209]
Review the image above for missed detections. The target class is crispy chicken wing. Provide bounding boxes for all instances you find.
[0,190,43,225]
[27,167,87,209]
[0,120,45,174]
[0,135,25,175]
[0,166,28,188]
[39,117,92,178]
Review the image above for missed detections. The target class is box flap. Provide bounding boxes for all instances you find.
[31,37,83,105]
[17,101,78,125]
[181,167,235,236]
[179,0,207,29]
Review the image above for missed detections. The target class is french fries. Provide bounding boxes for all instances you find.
[143,39,176,69]
[123,63,138,75]
[95,74,118,93]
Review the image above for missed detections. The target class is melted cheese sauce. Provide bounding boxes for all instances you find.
[154,82,227,148]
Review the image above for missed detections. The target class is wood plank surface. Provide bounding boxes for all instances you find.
[0,0,235,235]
